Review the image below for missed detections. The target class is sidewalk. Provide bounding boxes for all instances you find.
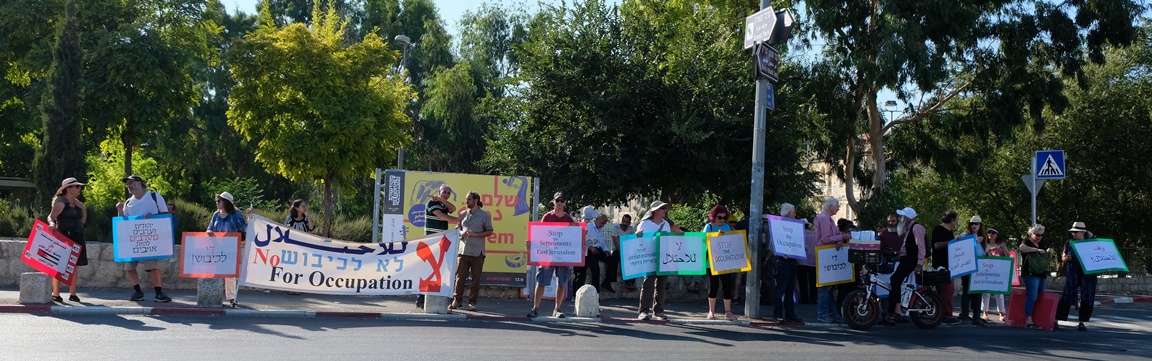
[1,287,1147,327]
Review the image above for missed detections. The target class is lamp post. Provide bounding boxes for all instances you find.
[883,100,899,123]
[394,35,412,169]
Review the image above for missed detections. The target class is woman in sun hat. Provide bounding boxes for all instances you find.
[1058,221,1097,331]
[47,177,88,303]
[636,200,674,321]
[958,215,988,325]
[208,191,248,307]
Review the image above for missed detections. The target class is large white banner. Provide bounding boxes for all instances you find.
[1071,239,1129,274]
[948,235,979,278]
[766,215,807,259]
[241,215,459,296]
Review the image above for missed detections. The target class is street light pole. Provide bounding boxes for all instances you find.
[395,35,412,170]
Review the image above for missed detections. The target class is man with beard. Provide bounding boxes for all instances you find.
[883,207,926,324]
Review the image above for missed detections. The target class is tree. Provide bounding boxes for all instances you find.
[32,1,86,200]
[801,0,1143,216]
[0,0,61,178]
[228,4,415,235]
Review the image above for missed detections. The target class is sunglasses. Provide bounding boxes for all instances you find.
[555,199,566,203]
[717,215,728,220]
[1034,234,1045,237]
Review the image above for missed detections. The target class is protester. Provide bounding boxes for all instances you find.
[419,184,458,308]
[207,192,248,307]
[931,210,962,325]
[451,192,494,311]
[771,203,802,323]
[636,200,675,320]
[796,219,818,305]
[836,218,860,312]
[610,214,637,291]
[1058,222,1097,331]
[528,192,576,318]
[115,175,172,303]
[578,206,617,293]
[1019,224,1053,329]
[982,228,1009,321]
[884,207,926,324]
[285,199,316,232]
[168,204,180,233]
[959,216,987,325]
[701,205,737,321]
[48,178,88,303]
[814,197,851,323]
[877,214,901,255]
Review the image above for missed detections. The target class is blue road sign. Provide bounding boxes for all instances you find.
[765,83,775,110]
[1035,150,1066,180]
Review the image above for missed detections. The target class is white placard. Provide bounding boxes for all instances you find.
[1071,239,1129,274]
[948,235,978,278]
[766,215,807,259]
[112,214,175,262]
[968,257,1014,294]
[180,232,242,278]
[816,245,854,287]
[707,231,751,275]
[620,233,658,280]
[656,233,707,276]
[527,222,585,266]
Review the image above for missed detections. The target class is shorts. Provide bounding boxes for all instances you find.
[121,260,162,272]
[535,266,572,285]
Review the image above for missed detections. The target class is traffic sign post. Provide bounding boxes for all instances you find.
[754,44,780,82]
[1023,150,1066,226]
[744,7,776,49]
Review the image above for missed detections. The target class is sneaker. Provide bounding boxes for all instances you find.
[942,317,961,325]
[637,313,651,321]
[971,319,985,327]
[449,301,461,310]
[958,315,971,322]
[1025,323,1040,329]
[653,312,667,321]
[785,316,804,323]
[415,294,425,308]
[154,292,172,303]
[130,291,145,301]
[465,304,476,311]
[527,308,538,318]
[52,296,63,303]
[1078,322,1087,331]
[600,283,617,293]
[68,295,81,302]
[553,310,565,318]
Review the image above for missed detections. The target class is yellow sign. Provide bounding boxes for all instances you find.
[381,170,532,286]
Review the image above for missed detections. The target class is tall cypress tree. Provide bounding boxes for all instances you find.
[32,1,86,201]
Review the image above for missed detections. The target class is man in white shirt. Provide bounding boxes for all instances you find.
[578,206,617,293]
[114,175,172,303]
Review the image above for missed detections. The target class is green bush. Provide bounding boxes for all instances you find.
[0,201,38,238]
[170,198,213,236]
[329,215,372,243]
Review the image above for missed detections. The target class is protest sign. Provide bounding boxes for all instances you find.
[620,233,658,280]
[968,256,1014,294]
[527,222,585,266]
[948,235,979,278]
[1071,239,1129,274]
[706,230,750,275]
[112,214,175,262]
[656,232,707,276]
[179,232,242,278]
[21,220,81,283]
[798,230,817,267]
[766,215,807,259]
[241,215,458,296]
[379,170,533,286]
[816,244,854,287]
[1010,251,1021,286]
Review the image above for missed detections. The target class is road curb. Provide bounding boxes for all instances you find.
[530,316,601,323]
[225,309,313,318]
[52,306,152,315]
[0,305,52,313]
[669,319,745,326]
[1094,296,1152,306]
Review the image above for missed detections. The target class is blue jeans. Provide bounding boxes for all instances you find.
[1024,276,1046,317]
[817,285,838,320]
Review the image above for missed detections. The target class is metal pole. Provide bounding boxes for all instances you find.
[1030,155,1037,226]
[527,177,541,299]
[746,0,770,317]
[372,168,382,243]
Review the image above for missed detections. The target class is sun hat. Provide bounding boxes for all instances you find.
[1069,221,1088,232]
[641,200,671,221]
[216,192,235,203]
[969,215,983,223]
[581,206,599,220]
[56,177,85,194]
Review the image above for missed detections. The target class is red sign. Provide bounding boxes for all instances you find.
[22,220,82,283]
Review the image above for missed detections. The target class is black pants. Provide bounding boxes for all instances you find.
[575,250,618,291]
[708,272,736,299]
[773,257,799,318]
[796,265,818,304]
[959,274,982,319]
[887,256,918,316]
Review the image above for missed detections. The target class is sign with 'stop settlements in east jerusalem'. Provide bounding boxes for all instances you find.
[1071,238,1128,274]
[112,214,175,262]
[179,232,242,278]
[241,215,458,296]
[816,244,854,287]
[527,222,585,267]
[22,220,81,284]
[766,215,807,259]
[948,235,979,278]
[620,233,658,280]
[968,256,1014,295]
[706,230,750,275]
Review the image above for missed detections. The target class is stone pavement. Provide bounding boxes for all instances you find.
[1,286,1147,327]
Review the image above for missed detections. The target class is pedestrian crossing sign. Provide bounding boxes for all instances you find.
[1035,150,1065,180]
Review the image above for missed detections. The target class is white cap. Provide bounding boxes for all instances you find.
[896,207,917,220]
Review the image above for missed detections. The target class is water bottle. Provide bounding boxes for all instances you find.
[901,283,914,308]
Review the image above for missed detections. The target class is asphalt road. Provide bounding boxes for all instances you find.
[4,304,1150,361]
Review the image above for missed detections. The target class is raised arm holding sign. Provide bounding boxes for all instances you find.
[948,235,979,278]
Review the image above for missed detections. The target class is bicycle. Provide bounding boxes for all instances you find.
[840,254,946,330]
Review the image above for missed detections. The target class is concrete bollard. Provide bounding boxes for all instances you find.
[196,278,225,307]
[424,295,451,314]
[19,272,53,305]
[574,284,600,317]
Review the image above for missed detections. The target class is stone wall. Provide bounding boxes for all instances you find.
[1045,275,1152,295]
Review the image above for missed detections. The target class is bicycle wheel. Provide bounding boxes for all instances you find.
[841,289,879,330]
[909,289,944,329]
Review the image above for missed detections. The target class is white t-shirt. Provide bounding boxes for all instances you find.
[636,219,670,234]
[123,191,168,217]
[585,223,610,252]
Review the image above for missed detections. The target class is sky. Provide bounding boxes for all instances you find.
[224,0,550,37]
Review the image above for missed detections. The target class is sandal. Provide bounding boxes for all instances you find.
[706,312,716,320]
[725,312,738,321]
[1026,323,1040,329]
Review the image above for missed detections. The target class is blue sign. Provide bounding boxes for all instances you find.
[765,83,775,110]
[1035,150,1066,180]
